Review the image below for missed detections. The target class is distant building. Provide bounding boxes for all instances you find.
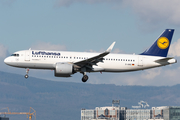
[152,106,168,119]
[163,106,180,120]
[81,100,121,120]
[91,114,113,120]
[81,109,96,120]
[126,109,152,120]
[120,107,127,120]
[81,106,120,120]
[81,100,180,120]
[95,106,120,120]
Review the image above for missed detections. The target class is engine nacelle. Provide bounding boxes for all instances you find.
[54,62,74,77]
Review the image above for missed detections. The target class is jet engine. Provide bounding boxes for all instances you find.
[54,62,74,77]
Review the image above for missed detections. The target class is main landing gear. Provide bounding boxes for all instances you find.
[82,72,89,82]
[24,68,29,79]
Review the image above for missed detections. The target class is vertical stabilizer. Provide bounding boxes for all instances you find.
[140,29,174,57]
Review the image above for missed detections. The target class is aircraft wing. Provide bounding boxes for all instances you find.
[74,42,115,68]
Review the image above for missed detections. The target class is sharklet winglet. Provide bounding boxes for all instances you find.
[106,42,116,53]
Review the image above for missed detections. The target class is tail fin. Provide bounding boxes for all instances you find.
[140,29,174,57]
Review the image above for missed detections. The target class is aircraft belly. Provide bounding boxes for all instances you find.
[98,62,141,72]
[8,62,54,69]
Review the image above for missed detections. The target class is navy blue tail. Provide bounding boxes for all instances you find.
[140,29,174,57]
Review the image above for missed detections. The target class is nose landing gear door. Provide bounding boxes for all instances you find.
[25,51,30,61]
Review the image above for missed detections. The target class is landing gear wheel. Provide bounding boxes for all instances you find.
[24,74,29,79]
[82,75,88,82]
[24,68,29,79]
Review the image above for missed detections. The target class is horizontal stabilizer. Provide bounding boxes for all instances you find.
[155,57,174,63]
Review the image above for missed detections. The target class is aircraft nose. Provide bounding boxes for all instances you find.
[4,57,11,65]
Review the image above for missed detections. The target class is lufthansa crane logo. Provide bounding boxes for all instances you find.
[157,37,169,49]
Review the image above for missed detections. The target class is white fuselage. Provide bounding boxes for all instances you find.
[4,50,177,73]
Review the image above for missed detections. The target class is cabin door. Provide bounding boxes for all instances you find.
[25,51,30,61]
[138,57,143,66]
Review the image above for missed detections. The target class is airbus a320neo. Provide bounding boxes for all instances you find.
[4,29,177,82]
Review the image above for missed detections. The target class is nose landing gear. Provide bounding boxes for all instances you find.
[24,68,29,79]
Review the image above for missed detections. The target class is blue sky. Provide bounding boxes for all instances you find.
[1,0,180,86]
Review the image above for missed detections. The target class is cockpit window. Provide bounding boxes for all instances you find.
[11,54,19,57]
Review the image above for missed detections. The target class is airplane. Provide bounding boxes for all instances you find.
[4,29,177,82]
